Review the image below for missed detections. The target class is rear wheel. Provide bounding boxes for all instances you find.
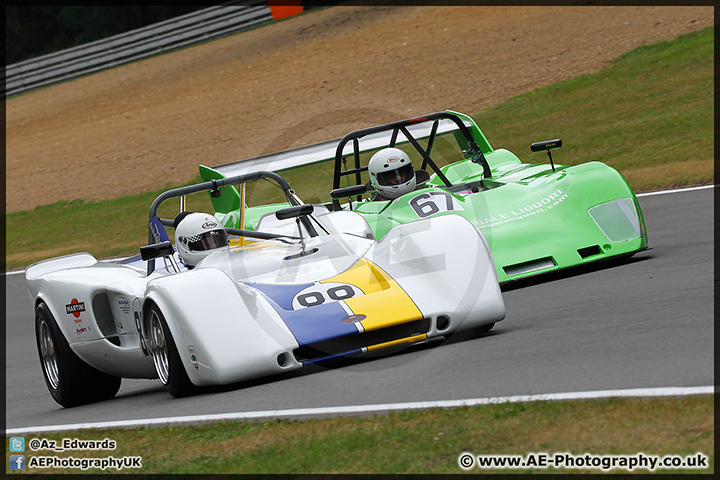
[146,305,197,398]
[35,302,121,407]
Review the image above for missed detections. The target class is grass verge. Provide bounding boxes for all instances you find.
[471,26,714,192]
[6,26,713,271]
[5,395,713,474]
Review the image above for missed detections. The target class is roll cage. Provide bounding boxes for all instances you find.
[145,170,314,275]
[330,111,492,209]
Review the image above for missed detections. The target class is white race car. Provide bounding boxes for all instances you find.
[26,171,505,407]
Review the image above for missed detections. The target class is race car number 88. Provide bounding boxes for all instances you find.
[292,283,364,310]
[409,192,462,218]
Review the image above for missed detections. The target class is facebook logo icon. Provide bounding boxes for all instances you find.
[9,455,25,470]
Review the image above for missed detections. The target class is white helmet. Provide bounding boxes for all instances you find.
[174,212,229,268]
[368,147,416,199]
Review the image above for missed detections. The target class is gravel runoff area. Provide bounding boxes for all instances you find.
[5,5,713,213]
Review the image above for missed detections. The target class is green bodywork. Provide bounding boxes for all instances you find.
[200,111,648,284]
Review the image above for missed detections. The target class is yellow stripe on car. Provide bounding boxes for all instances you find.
[366,334,428,352]
[322,259,423,331]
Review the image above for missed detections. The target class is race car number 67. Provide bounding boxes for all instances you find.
[409,192,462,218]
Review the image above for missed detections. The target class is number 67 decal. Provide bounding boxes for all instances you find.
[408,192,463,218]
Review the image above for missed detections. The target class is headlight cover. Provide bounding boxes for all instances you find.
[588,198,642,243]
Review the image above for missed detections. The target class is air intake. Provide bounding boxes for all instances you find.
[577,245,602,259]
[294,318,431,363]
[503,257,556,277]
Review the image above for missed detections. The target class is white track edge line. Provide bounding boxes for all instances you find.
[4,184,715,277]
[5,385,714,435]
[635,184,714,197]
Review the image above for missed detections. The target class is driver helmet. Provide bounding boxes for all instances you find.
[368,147,416,199]
[174,212,229,268]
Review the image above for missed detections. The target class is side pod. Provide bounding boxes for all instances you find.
[143,268,303,386]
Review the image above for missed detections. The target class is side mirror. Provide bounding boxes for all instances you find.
[141,241,181,273]
[275,204,314,220]
[530,139,563,152]
[140,241,174,261]
[330,184,368,199]
[531,139,563,172]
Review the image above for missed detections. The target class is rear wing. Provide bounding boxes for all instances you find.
[208,110,492,178]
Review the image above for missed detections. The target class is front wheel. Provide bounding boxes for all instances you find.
[146,305,197,398]
[35,302,121,407]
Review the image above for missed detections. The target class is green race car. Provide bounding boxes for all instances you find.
[200,110,648,284]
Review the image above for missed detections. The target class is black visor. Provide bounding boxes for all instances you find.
[188,230,229,251]
[377,164,414,186]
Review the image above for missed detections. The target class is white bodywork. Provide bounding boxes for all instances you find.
[26,210,504,387]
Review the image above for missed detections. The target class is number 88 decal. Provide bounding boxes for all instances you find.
[292,283,365,309]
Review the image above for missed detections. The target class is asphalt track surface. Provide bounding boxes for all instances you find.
[5,187,713,431]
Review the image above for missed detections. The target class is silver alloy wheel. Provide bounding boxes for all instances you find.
[148,310,170,385]
[39,319,60,390]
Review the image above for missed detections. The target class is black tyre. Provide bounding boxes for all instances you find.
[146,305,197,398]
[35,302,121,407]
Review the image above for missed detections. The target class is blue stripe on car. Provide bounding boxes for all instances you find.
[301,349,363,366]
[249,283,358,346]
